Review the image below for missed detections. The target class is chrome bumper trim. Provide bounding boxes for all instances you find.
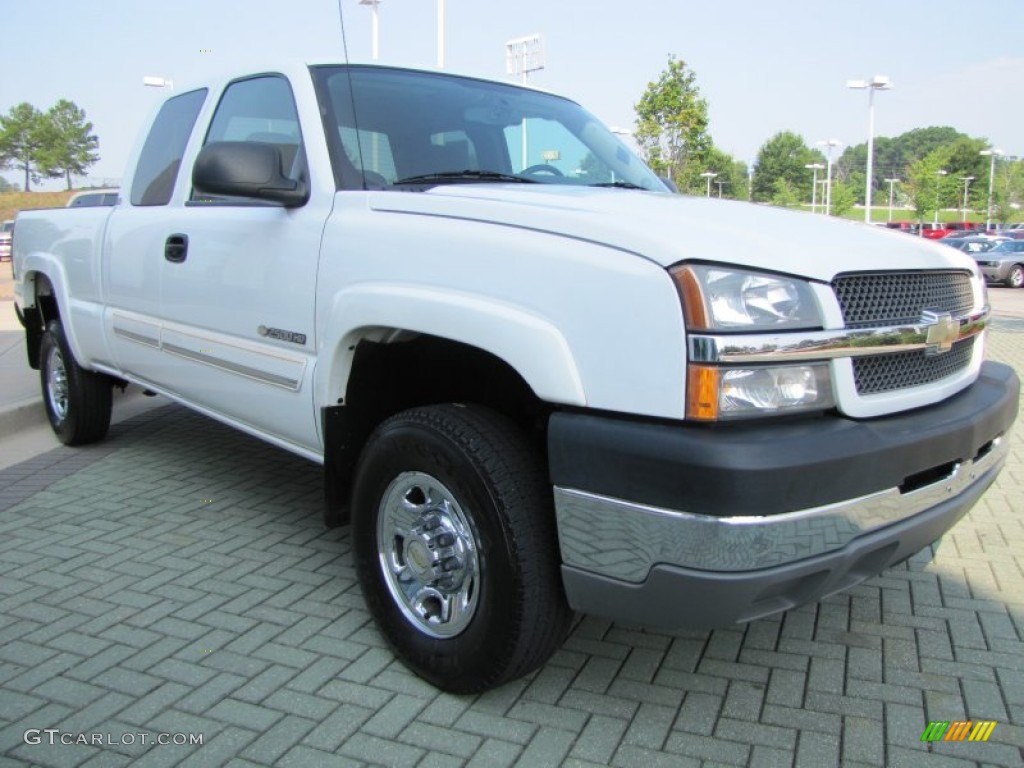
[553,433,1008,582]
[689,307,988,364]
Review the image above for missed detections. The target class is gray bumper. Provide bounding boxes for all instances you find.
[559,456,1001,629]
[550,361,1018,629]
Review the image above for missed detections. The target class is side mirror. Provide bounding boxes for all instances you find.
[193,141,308,207]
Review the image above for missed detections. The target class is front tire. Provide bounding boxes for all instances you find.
[1008,264,1024,289]
[39,320,112,445]
[351,404,573,693]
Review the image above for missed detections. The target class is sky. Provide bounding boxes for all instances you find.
[2,0,1022,190]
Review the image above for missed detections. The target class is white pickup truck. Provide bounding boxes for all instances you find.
[12,62,1019,693]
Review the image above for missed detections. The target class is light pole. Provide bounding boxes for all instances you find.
[958,176,974,222]
[847,75,893,224]
[884,178,900,222]
[505,34,544,169]
[747,166,754,201]
[437,0,446,68]
[701,171,718,198]
[715,180,727,199]
[816,139,842,216]
[358,0,383,61]
[805,163,824,214]
[980,148,1004,230]
[934,169,948,226]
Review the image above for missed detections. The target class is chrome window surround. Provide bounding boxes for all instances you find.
[688,307,988,365]
[553,434,1008,582]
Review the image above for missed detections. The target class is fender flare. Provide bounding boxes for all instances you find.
[315,282,587,409]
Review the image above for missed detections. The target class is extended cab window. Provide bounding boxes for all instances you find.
[130,89,207,206]
[195,75,305,201]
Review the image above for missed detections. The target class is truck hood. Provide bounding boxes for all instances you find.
[368,184,977,282]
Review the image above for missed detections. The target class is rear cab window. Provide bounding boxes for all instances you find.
[130,89,208,206]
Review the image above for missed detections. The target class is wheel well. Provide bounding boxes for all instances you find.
[22,273,59,370]
[323,334,550,525]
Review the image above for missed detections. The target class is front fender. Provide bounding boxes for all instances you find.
[315,282,586,409]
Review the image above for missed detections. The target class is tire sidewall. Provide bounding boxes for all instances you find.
[40,321,78,441]
[1009,265,1024,288]
[352,417,525,690]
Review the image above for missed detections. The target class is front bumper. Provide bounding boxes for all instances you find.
[548,361,1018,629]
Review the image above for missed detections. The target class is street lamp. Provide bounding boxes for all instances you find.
[701,171,718,198]
[437,0,446,68]
[142,76,173,89]
[884,178,900,223]
[805,163,825,214]
[816,139,843,216]
[715,180,727,199]
[934,169,948,226]
[358,0,383,61]
[505,34,545,170]
[848,75,893,224]
[958,176,974,222]
[980,148,1004,230]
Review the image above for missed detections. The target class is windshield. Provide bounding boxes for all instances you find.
[992,241,1024,253]
[312,65,665,192]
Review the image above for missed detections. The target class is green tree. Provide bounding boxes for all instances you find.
[634,56,711,184]
[836,127,975,205]
[752,132,821,203]
[993,158,1024,225]
[37,100,99,190]
[0,103,47,192]
[770,178,801,208]
[906,148,956,225]
[829,181,857,218]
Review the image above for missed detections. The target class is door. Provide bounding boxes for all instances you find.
[155,75,329,454]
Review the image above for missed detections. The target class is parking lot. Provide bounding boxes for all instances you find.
[0,307,1022,766]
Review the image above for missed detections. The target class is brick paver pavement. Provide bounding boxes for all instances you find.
[1,321,1022,768]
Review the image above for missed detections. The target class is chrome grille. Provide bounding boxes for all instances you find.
[833,271,974,328]
[853,337,975,395]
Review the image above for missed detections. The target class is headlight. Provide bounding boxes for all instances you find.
[672,264,823,331]
[688,363,835,421]
[673,264,832,420]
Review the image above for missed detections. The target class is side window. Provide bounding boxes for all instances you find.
[200,75,305,196]
[130,89,207,206]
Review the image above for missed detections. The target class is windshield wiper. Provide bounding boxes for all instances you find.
[394,170,538,185]
[590,180,646,190]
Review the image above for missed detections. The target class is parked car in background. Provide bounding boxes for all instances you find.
[974,240,1024,288]
[940,236,997,254]
[66,188,120,207]
[0,220,13,262]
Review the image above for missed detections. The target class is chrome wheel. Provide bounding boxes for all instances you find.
[376,470,480,638]
[46,344,70,422]
[1009,266,1024,289]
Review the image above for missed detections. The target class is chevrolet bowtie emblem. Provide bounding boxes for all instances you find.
[921,310,959,356]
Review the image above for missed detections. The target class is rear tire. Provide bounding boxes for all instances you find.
[39,320,112,445]
[351,404,573,693]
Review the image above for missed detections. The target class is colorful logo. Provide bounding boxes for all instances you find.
[921,721,997,742]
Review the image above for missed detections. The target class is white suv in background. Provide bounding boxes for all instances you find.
[66,188,120,208]
[0,220,13,262]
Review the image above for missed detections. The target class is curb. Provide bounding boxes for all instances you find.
[0,396,45,435]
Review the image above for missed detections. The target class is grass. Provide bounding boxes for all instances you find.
[1,190,76,223]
